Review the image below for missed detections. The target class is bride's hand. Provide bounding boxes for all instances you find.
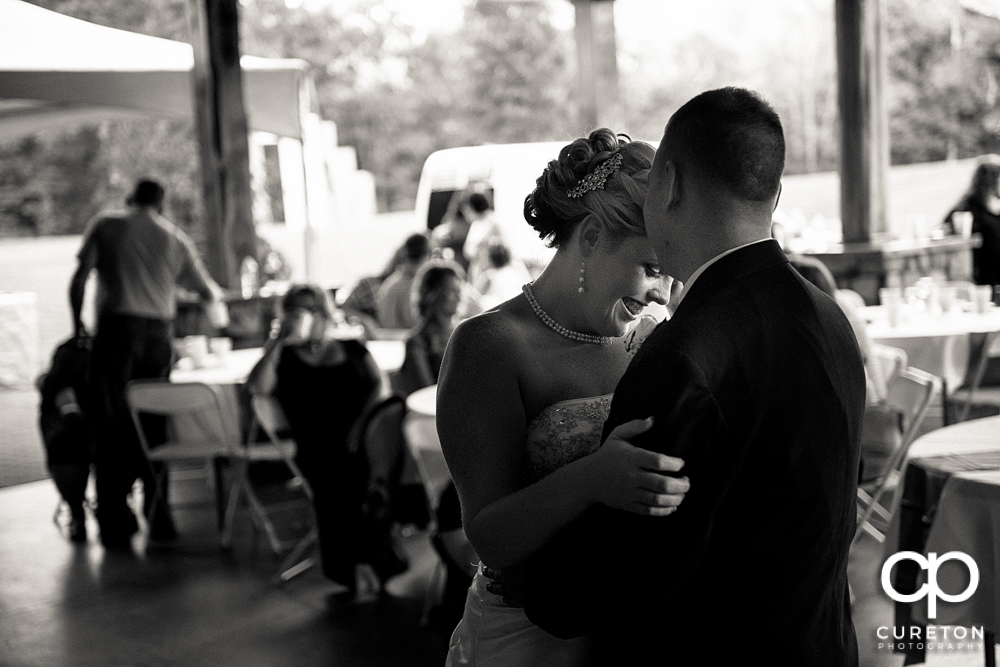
[586,418,689,516]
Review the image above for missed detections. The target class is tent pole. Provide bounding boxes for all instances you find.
[187,0,257,290]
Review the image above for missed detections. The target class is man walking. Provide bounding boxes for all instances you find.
[522,88,866,666]
[70,179,225,548]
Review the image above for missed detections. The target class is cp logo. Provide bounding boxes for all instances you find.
[882,551,979,619]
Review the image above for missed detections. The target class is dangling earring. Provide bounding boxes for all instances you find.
[579,261,586,293]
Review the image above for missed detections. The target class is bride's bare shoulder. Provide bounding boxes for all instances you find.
[445,297,534,368]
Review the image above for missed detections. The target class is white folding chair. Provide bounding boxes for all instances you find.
[867,343,907,407]
[950,329,1000,422]
[248,394,319,583]
[402,410,453,625]
[836,288,867,312]
[855,366,941,543]
[125,380,238,546]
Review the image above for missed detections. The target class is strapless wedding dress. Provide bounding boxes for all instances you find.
[445,393,612,667]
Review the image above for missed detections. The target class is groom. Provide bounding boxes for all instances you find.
[522,87,866,665]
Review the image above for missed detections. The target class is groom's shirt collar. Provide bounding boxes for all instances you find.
[675,238,771,307]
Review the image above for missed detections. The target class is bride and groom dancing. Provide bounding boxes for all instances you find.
[436,87,866,667]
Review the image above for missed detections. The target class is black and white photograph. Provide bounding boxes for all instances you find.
[1,0,1000,665]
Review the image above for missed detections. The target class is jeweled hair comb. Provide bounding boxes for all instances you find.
[567,152,624,198]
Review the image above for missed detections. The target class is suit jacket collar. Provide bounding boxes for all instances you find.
[671,239,789,320]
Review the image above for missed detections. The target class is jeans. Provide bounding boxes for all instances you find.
[90,313,174,542]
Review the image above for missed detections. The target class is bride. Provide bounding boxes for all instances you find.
[437,129,690,666]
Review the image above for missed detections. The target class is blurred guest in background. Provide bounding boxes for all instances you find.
[779,239,896,482]
[69,178,225,549]
[946,156,1000,287]
[247,284,406,593]
[473,242,532,311]
[339,244,411,337]
[460,192,502,283]
[431,197,473,272]
[429,481,479,646]
[376,233,431,330]
[37,337,94,542]
[396,261,465,397]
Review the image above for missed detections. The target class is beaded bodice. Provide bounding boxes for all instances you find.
[524,394,613,482]
[520,314,659,482]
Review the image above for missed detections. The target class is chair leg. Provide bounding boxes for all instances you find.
[214,458,228,531]
[241,472,284,555]
[144,469,168,537]
[274,527,318,584]
[221,462,243,550]
[223,458,285,555]
[420,559,446,627]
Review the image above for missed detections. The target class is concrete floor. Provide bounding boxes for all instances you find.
[0,474,449,667]
[1,474,996,667]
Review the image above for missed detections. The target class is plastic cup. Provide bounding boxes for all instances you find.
[939,286,956,314]
[952,211,974,239]
[209,337,232,358]
[879,287,903,327]
[183,335,209,368]
[287,312,314,343]
[206,300,230,329]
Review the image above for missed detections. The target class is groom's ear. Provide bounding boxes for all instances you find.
[578,216,601,258]
[664,160,680,210]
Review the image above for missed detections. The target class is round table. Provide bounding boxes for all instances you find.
[889,416,1000,664]
[862,306,1000,388]
[406,384,437,417]
[862,306,1000,423]
[921,469,1000,631]
[400,384,450,507]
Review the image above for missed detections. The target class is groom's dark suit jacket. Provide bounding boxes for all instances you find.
[522,240,865,666]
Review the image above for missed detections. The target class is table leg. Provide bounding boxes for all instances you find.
[943,379,951,426]
[960,330,1000,423]
[214,458,228,531]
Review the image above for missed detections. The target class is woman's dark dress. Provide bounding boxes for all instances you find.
[950,199,1000,286]
[397,324,446,397]
[274,339,379,588]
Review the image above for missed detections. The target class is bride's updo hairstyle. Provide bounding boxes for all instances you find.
[524,128,655,248]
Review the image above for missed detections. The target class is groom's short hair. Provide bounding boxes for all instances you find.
[664,87,784,202]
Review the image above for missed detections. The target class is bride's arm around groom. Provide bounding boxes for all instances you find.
[522,88,866,667]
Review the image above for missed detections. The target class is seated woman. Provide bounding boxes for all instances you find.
[395,260,465,397]
[247,283,406,594]
[783,252,898,481]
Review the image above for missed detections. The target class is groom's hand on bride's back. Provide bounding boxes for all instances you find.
[584,417,689,516]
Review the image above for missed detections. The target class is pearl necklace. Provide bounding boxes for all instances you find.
[522,283,614,345]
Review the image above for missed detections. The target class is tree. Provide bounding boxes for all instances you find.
[0,1,200,238]
[887,0,1000,164]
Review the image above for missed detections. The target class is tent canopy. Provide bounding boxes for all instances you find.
[0,0,310,141]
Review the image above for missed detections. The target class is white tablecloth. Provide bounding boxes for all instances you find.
[919,469,1000,630]
[0,291,38,388]
[885,416,1000,631]
[168,342,407,443]
[405,384,437,417]
[862,307,1000,389]
[169,348,264,445]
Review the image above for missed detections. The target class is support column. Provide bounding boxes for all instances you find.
[572,0,620,130]
[187,0,257,289]
[835,0,890,243]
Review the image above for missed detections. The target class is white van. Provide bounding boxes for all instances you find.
[413,139,670,321]
[413,141,567,270]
